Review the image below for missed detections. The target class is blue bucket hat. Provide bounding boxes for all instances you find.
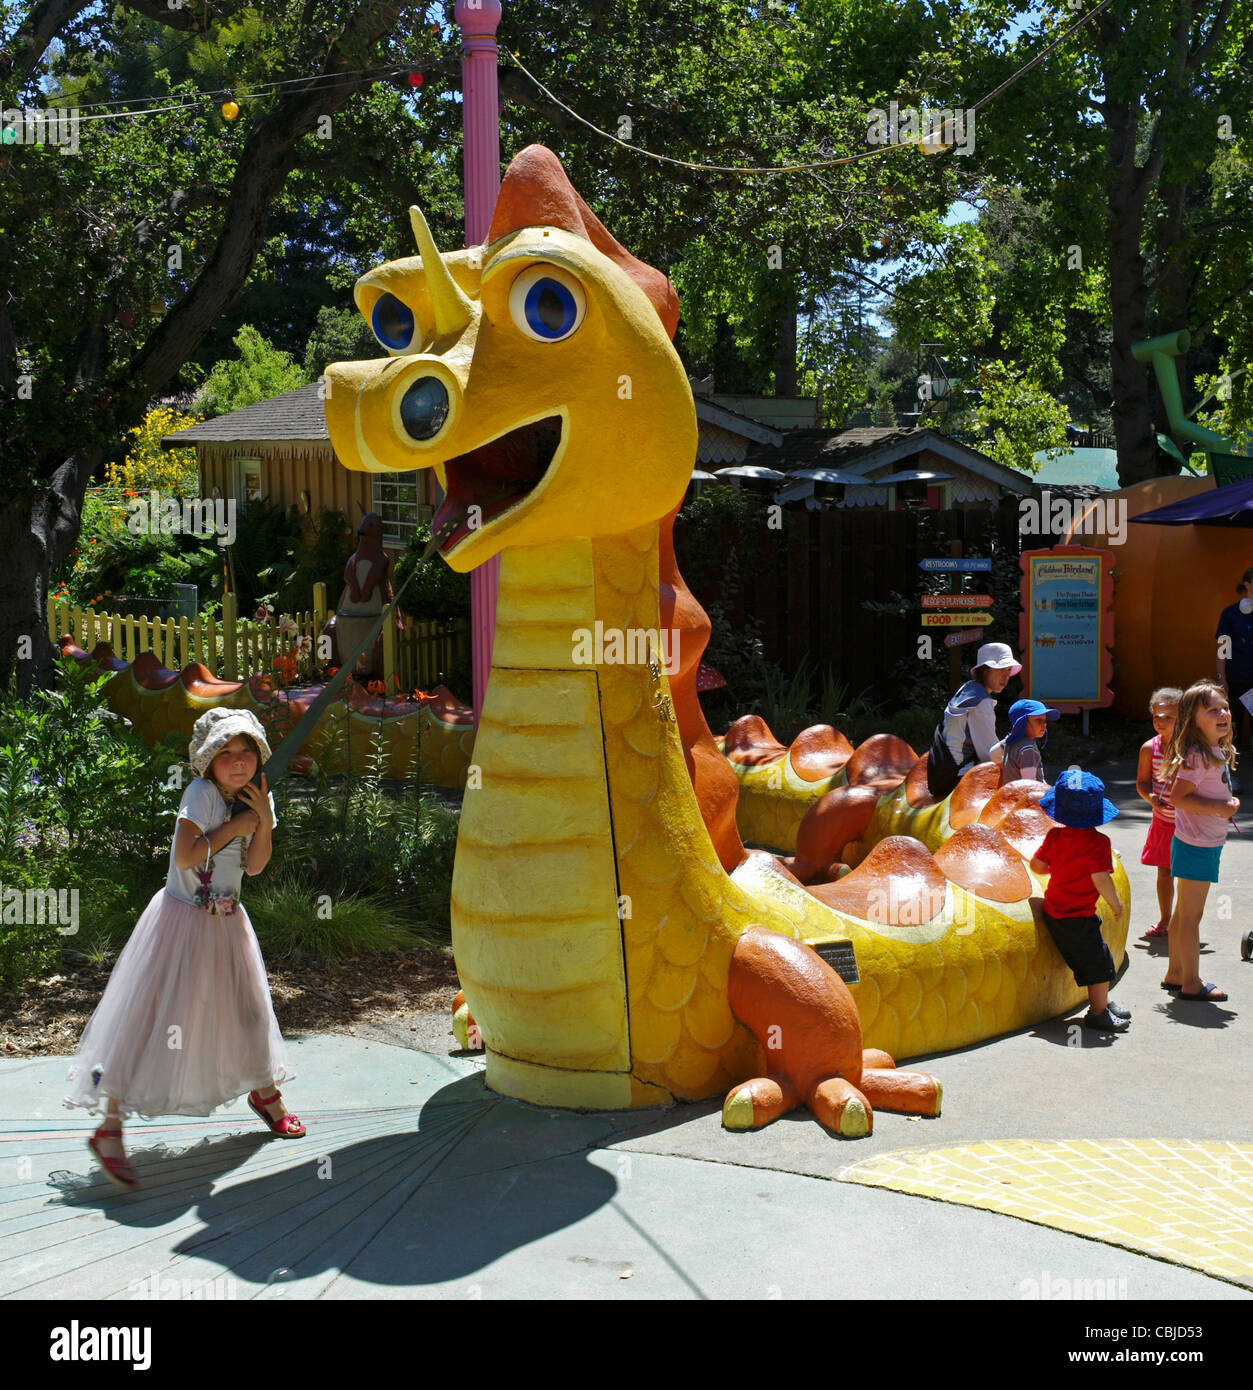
[1005,698,1061,748]
[1040,766,1119,828]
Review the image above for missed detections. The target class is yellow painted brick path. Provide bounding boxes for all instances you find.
[839,1139,1253,1288]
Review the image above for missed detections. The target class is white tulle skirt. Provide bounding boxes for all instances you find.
[64,888,295,1120]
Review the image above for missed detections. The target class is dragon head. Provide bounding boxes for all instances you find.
[324,145,696,572]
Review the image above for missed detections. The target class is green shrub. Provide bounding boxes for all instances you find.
[0,653,462,991]
[393,521,472,624]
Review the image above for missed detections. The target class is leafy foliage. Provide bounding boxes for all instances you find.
[0,652,461,986]
[392,521,472,625]
[195,324,310,418]
[49,490,221,609]
[303,305,377,380]
[940,359,1071,474]
[104,408,201,497]
[228,497,352,616]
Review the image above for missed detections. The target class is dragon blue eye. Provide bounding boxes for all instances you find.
[509,265,586,342]
[371,293,415,351]
[399,377,449,441]
[525,279,577,337]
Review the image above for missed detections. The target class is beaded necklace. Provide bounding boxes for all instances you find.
[191,783,242,915]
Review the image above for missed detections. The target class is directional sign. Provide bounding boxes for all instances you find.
[944,628,987,648]
[921,594,993,609]
[921,613,995,627]
[919,557,992,573]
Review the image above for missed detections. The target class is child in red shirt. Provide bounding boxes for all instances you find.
[1030,767,1127,1033]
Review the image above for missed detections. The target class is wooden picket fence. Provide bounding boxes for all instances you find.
[48,583,469,694]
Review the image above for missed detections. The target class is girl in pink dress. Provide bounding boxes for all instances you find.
[1135,687,1181,939]
[65,708,305,1189]
[1159,681,1239,1002]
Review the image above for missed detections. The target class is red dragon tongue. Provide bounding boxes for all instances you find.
[426,482,471,559]
[423,416,565,558]
[425,446,530,558]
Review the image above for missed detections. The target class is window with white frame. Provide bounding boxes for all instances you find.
[372,469,432,548]
[233,456,263,514]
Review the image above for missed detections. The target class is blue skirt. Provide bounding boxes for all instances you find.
[1170,837,1222,884]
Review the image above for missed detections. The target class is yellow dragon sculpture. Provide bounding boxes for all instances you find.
[324,145,1128,1135]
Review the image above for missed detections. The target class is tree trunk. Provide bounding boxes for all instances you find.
[1,445,98,698]
[1153,179,1194,449]
[774,300,797,397]
[1103,73,1163,488]
[1106,191,1158,486]
[4,10,405,698]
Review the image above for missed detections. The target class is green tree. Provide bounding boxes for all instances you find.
[196,324,309,418]
[302,304,376,380]
[0,1,449,695]
[941,359,1071,474]
[941,0,1253,483]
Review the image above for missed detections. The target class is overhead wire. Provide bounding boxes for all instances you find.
[61,63,423,122]
[502,0,1117,175]
[24,0,1115,165]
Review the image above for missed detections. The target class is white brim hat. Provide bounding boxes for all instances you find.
[973,641,1022,676]
[189,707,273,780]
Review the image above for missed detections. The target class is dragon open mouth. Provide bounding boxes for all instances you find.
[426,414,564,558]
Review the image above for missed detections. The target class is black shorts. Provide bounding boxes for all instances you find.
[1039,908,1116,987]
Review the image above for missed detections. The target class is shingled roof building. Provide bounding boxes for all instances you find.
[161,382,439,553]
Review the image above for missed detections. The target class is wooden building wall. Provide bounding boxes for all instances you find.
[197,441,432,555]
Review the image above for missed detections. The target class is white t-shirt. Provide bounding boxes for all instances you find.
[165,777,278,908]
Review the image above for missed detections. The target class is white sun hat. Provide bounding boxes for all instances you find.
[973,641,1022,676]
[188,707,273,780]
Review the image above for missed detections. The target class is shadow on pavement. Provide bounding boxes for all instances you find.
[50,1072,716,1292]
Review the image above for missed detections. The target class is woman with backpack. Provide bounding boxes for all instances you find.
[927,642,1021,800]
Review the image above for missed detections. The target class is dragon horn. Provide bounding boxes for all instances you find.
[409,205,473,337]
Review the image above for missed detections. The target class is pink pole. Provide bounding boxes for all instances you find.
[457,0,502,721]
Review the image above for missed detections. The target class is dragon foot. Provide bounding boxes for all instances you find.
[720,1071,871,1136]
[722,926,942,1138]
[451,990,482,1051]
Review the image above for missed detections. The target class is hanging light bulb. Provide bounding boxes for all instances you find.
[221,99,240,120]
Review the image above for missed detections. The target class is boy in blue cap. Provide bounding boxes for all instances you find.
[1029,766,1128,1033]
[996,698,1060,786]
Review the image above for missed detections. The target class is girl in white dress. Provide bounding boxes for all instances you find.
[65,708,305,1189]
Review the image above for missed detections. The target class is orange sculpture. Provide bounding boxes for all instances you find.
[55,637,475,786]
[723,928,939,1136]
[1062,476,1253,716]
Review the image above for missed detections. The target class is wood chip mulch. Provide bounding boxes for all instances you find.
[0,947,462,1058]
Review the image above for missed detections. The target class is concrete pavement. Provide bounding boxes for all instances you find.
[2,757,1251,1300]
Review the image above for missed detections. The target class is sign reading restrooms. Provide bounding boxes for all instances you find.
[1018,545,1115,709]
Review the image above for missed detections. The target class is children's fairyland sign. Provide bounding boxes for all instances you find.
[1018,546,1115,709]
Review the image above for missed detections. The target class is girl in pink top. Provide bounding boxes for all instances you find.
[1160,681,1239,1002]
[1135,687,1180,939]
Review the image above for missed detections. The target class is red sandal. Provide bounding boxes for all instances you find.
[247,1088,306,1138]
[88,1125,140,1189]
